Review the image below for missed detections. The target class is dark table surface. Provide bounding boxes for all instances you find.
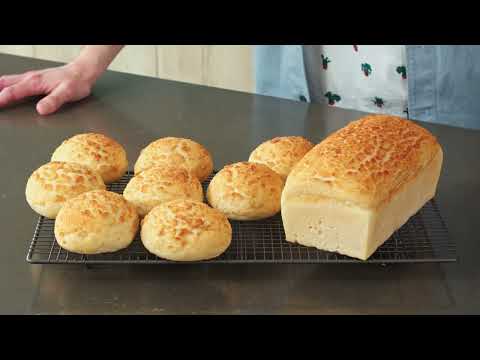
[1,53,479,314]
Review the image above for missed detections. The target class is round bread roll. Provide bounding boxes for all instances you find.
[25,161,106,219]
[123,166,204,217]
[248,136,314,179]
[134,137,213,182]
[51,133,128,184]
[55,190,139,254]
[206,162,284,220]
[141,199,232,261]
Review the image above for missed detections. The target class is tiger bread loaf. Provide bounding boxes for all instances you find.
[141,200,232,261]
[25,161,106,219]
[123,165,204,217]
[134,137,213,182]
[55,190,139,254]
[281,115,443,260]
[248,136,314,180]
[51,133,128,184]
[207,162,284,220]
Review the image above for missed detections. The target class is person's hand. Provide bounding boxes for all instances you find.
[0,45,124,115]
[0,62,94,115]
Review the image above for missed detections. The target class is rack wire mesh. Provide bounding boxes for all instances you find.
[27,171,456,264]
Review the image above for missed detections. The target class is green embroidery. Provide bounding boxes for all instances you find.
[321,54,331,70]
[361,63,372,77]
[372,97,384,108]
[325,91,341,105]
[396,66,407,79]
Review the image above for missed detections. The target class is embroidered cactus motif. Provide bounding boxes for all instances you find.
[396,65,407,79]
[325,91,341,105]
[361,63,372,77]
[373,97,385,108]
[321,54,331,70]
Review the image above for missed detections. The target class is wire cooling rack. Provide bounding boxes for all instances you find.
[27,171,456,264]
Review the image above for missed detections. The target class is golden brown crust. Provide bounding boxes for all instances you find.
[140,199,232,261]
[25,161,106,219]
[54,190,139,254]
[285,115,442,208]
[248,136,314,179]
[51,133,128,184]
[123,166,204,217]
[133,137,213,182]
[206,162,284,220]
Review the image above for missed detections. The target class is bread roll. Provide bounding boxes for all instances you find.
[25,161,106,219]
[141,199,232,261]
[134,137,213,182]
[281,115,443,260]
[123,165,204,217]
[206,162,284,220]
[249,136,314,179]
[51,133,128,183]
[55,190,139,254]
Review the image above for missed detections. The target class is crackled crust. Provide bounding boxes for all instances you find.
[123,165,204,217]
[54,190,139,254]
[248,136,314,179]
[51,133,128,183]
[140,199,231,261]
[25,161,106,219]
[134,137,213,182]
[284,115,442,209]
[206,162,284,220]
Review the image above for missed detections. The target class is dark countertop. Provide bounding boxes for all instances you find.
[1,53,479,315]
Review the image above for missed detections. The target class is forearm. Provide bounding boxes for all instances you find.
[70,45,125,83]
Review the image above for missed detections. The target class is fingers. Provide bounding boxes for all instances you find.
[0,71,34,90]
[0,68,91,115]
[36,82,74,115]
[0,74,46,108]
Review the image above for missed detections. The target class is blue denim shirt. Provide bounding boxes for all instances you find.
[254,45,480,130]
